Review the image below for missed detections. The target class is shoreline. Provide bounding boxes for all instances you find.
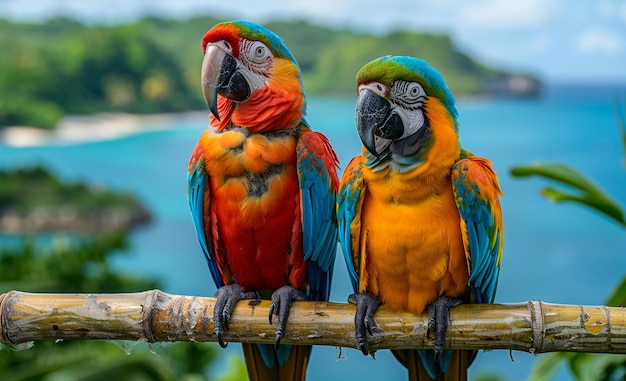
[0,111,207,148]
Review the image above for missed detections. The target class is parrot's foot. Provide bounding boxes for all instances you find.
[213,284,259,348]
[348,292,381,356]
[426,295,463,365]
[269,285,307,350]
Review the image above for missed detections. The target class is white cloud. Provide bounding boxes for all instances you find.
[578,28,622,54]
[456,0,560,29]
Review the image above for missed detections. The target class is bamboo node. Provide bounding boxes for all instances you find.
[528,300,544,354]
[602,305,612,351]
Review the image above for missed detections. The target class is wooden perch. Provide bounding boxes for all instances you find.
[1,289,625,354]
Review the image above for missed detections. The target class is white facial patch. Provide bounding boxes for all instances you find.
[389,80,428,139]
[393,106,426,139]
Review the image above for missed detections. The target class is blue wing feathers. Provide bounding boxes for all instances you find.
[301,187,315,260]
[337,158,363,293]
[297,131,338,302]
[187,159,224,288]
[452,157,502,305]
[187,163,208,256]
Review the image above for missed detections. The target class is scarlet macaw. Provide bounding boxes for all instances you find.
[187,20,339,381]
[338,56,503,380]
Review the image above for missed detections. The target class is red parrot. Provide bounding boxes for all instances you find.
[187,20,339,381]
[338,56,504,380]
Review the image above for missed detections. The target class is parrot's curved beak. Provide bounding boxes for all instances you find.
[355,89,404,156]
[201,45,251,121]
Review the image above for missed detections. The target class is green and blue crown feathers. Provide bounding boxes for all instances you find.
[357,55,458,125]
[225,20,299,65]
[218,20,309,124]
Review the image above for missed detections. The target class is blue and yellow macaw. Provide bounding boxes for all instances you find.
[187,20,339,381]
[338,56,504,380]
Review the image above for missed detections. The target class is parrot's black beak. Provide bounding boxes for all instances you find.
[201,45,251,121]
[355,89,404,156]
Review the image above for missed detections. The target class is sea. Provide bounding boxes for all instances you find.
[1,84,626,380]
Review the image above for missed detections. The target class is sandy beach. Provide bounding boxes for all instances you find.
[0,111,207,147]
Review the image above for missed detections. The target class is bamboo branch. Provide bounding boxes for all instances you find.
[1,290,625,354]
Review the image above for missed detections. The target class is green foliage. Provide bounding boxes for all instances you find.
[606,277,626,307]
[0,17,204,129]
[301,30,504,95]
[510,163,626,228]
[0,166,151,233]
[0,16,539,128]
[514,101,626,381]
[2,339,217,381]
[528,352,568,381]
[0,233,219,380]
[473,373,511,381]
[0,233,152,292]
[529,353,626,381]
[215,355,249,381]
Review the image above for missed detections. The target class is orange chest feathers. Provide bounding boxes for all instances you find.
[358,166,469,314]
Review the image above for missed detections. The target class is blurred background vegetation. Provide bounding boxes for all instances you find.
[0,16,538,129]
[0,166,151,233]
[0,233,225,381]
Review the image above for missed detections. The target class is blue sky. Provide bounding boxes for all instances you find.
[1,0,625,83]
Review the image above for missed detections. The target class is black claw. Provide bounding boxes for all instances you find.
[426,296,463,358]
[268,303,276,325]
[217,333,227,348]
[427,302,436,340]
[269,286,306,350]
[213,284,258,348]
[348,292,381,356]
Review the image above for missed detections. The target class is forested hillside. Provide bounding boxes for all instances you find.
[0,166,152,232]
[0,16,540,128]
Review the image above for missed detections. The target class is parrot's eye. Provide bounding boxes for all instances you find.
[248,41,271,63]
[391,80,426,106]
[406,83,425,100]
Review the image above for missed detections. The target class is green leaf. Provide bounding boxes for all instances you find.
[527,352,568,381]
[511,163,607,196]
[606,276,626,307]
[568,353,592,380]
[510,163,626,228]
[541,186,626,225]
[573,353,626,381]
[216,355,249,381]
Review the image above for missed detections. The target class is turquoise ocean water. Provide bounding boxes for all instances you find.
[1,85,626,380]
